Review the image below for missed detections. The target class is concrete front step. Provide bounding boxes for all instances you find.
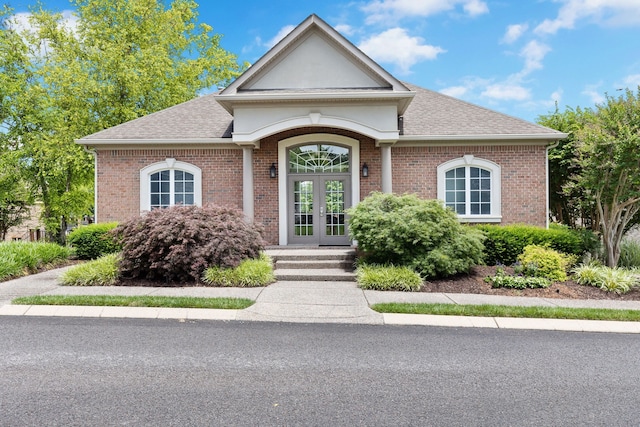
[266,248,356,262]
[275,268,356,282]
[275,259,354,270]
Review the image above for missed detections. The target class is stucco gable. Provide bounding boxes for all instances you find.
[219,14,409,96]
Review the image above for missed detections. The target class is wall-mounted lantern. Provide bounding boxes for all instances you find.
[362,162,369,178]
[270,163,277,179]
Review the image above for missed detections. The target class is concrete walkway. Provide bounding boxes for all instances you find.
[2,267,640,333]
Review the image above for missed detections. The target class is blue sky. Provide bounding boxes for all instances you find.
[7,0,640,122]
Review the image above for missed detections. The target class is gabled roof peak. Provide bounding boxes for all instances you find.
[218,14,410,97]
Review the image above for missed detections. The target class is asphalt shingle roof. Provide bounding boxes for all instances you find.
[79,83,563,142]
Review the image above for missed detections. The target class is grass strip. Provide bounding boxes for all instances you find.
[371,302,640,322]
[12,295,254,310]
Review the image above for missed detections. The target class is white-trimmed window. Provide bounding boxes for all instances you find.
[140,159,202,211]
[437,155,501,222]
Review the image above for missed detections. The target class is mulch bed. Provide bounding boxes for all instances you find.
[421,265,640,301]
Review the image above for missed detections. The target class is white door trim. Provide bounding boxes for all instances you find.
[278,134,360,245]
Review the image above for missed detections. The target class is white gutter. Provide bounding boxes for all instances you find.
[398,133,569,142]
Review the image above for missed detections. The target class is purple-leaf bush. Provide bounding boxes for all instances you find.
[112,205,265,283]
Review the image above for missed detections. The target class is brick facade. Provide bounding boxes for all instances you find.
[391,144,547,227]
[96,148,243,223]
[96,137,548,245]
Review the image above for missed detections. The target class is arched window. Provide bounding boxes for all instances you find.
[140,159,202,211]
[437,155,501,222]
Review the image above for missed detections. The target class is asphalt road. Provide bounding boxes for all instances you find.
[1,317,640,426]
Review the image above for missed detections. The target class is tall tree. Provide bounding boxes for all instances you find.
[574,88,640,267]
[538,106,597,228]
[0,0,243,242]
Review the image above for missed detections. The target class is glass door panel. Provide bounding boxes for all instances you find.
[293,180,314,237]
[323,180,346,238]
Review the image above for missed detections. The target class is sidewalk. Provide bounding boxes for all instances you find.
[1,267,640,334]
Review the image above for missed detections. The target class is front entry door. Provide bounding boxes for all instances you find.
[289,175,351,245]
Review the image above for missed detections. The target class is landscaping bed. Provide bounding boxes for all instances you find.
[421,265,640,300]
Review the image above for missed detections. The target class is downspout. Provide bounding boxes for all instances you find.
[83,145,98,223]
[546,140,560,229]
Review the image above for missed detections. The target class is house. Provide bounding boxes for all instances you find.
[76,14,567,246]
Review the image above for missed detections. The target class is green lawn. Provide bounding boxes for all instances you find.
[372,302,640,322]
[12,295,254,310]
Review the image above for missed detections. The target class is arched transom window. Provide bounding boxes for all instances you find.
[289,144,350,173]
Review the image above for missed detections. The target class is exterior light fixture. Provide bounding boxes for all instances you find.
[362,162,369,178]
[270,163,277,179]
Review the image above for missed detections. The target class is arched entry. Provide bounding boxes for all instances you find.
[278,134,360,246]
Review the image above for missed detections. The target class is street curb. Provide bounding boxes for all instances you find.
[382,313,640,333]
[3,304,640,333]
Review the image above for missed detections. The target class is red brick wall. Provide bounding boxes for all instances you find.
[96,148,243,223]
[391,145,547,226]
[96,139,548,245]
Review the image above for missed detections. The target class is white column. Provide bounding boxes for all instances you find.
[242,146,254,221]
[380,144,393,194]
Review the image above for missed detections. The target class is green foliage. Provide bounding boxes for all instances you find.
[113,205,265,283]
[0,1,244,241]
[355,264,423,292]
[574,88,640,267]
[572,264,638,294]
[476,224,596,265]
[516,245,576,282]
[0,241,72,280]
[348,192,485,279]
[0,154,33,240]
[60,253,120,286]
[484,268,551,289]
[67,222,120,259]
[537,106,595,228]
[202,253,275,287]
[618,239,640,268]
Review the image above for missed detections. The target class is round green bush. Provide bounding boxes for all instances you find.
[516,245,576,282]
[347,192,485,279]
[112,205,266,283]
[67,222,120,260]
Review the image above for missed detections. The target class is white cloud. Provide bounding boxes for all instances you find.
[518,40,551,76]
[501,23,528,44]
[363,0,488,24]
[582,84,605,105]
[358,28,445,74]
[481,83,531,101]
[535,0,640,35]
[334,24,355,36]
[551,89,564,104]
[266,25,296,48]
[623,74,640,88]
[7,10,78,57]
[440,85,468,97]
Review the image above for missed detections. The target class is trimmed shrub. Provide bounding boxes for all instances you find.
[484,268,551,289]
[355,264,423,292]
[60,253,120,286]
[348,193,485,279]
[516,245,576,282]
[202,253,275,287]
[573,264,638,294]
[112,205,265,283]
[476,224,598,265]
[618,239,640,268]
[67,222,120,260]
